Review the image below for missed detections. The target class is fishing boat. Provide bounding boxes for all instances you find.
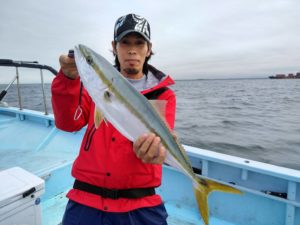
[0,59,299,225]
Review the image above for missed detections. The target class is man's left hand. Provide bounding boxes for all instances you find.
[133,133,166,164]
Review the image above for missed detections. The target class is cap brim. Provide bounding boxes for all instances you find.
[115,30,151,43]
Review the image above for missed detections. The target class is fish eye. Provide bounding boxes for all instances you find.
[104,90,112,102]
[86,56,93,65]
[105,91,111,97]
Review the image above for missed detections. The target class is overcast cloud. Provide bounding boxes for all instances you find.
[0,0,299,83]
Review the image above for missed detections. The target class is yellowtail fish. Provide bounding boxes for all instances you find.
[74,44,242,225]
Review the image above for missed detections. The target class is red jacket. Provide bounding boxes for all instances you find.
[51,65,176,212]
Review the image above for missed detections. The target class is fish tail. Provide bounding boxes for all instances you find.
[193,177,242,225]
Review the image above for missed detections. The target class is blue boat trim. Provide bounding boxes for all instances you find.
[34,127,58,152]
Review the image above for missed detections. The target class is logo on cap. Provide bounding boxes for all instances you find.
[114,14,151,42]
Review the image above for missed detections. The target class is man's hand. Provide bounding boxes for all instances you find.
[133,133,166,164]
[59,54,78,79]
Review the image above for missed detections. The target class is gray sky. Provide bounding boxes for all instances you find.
[0,0,299,83]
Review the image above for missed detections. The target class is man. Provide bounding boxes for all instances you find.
[52,13,176,225]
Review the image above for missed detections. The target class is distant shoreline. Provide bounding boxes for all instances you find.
[174,77,268,81]
[269,76,300,79]
[269,72,300,79]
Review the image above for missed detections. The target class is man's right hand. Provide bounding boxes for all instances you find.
[59,54,78,79]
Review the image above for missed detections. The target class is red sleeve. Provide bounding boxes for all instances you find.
[51,70,92,132]
[157,88,176,130]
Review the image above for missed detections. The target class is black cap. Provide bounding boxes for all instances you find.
[114,14,151,42]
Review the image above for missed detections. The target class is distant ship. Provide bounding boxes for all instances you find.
[269,72,300,79]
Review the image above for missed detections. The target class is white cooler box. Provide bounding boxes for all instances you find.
[0,167,45,225]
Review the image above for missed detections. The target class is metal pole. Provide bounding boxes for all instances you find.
[40,69,48,115]
[4,75,17,91]
[0,75,17,101]
[16,67,23,110]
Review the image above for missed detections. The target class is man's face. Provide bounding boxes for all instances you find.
[113,33,152,79]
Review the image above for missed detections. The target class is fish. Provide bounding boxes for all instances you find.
[74,44,242,225]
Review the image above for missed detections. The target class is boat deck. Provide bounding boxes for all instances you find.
[40,171,239,225]
[40,177,238,225]
[41,195,237,225]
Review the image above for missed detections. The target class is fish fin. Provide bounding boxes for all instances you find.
[150,100,191,166]
[149,100,171,130]
[149,100,166,119]
[193,177,242,225]
[94,107,104,128]
[176,138,192,165]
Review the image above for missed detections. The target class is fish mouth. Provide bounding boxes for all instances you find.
[76,44,89,58]
[74,46,83,62]
[75,44,94,65]
[78,44,87,52]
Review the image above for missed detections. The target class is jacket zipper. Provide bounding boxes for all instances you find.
[84,124,96,151]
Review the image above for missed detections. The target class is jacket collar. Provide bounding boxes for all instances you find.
[141,64,175,95]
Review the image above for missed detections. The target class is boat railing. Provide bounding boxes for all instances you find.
[0,59,58,115]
